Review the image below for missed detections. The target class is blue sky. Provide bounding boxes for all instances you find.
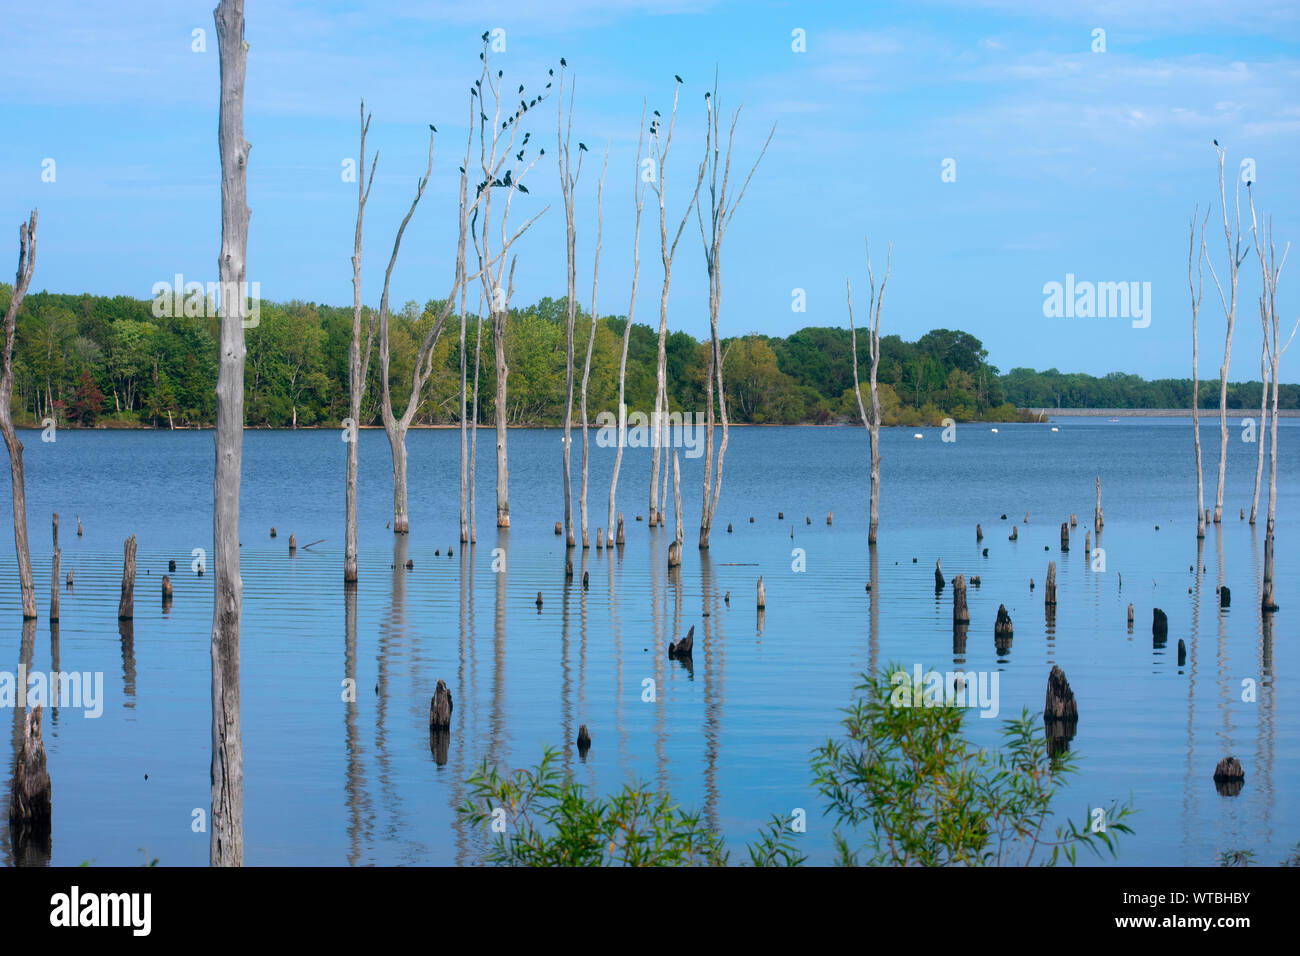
[1,0,1297,378]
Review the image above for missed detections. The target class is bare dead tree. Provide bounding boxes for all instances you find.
[472,47,550,531]
[1,209,38,620]
[695,76,774,550]
[469,286,484,544]
[648,78,705,526]
[848,239,890,545]
[608,106,648,547]
[1204,145,1250,525]
[345,102,379,582]
[1189,205,1209,538]
[1247,185,1295,612]
[377,128,434,536]
[579,146,609,550]
[557,66,583,550]
[211,0,248,866]
[1250,337,1268,525]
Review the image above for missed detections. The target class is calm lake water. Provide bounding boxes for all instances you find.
[0,419,1296,866]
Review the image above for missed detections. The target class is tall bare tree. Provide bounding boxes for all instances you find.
[848,239,889,546]
[211,0,248,866]
[607,107,649,546]
[1,210,38,620]
[695,77,774,550]
[1247,186,1294,613]
[1204,145,1250,525]
[377,129,434,536]
[557,66,582,550]
[1249,338,1268,525]
[579,148,609,550]
[472,45,548,530]
[1189,205,1208,538]
[648,79,705,526]
[345,102,378,583]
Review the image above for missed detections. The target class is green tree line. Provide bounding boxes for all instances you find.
[1,283,1294,428]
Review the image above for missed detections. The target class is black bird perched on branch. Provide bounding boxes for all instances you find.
[458,166,465,173]
[560,57,567,67]
[517,183,529,194]
[653,110,660,116]
[579,142,587,151]
[516,149,524,160]
[548,68,553,76]
[481,112,488,122]
[498,69,503,78]
[675,74,683,83]
[429,124,436,132]
[539,148,545,156]
[1213,138,1219,146]
[502,169,512,185]
[704,91,710,100]
[481,30,489,41]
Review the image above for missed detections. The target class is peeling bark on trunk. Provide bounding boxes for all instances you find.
[212,0,247,866]
[1,210,38,620]
[848,239,888,547]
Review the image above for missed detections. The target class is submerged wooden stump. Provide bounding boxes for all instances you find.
[1152,607,1168,644]
[1178,638,1187,666]
[554,521,562,536]
[995,604,1013,638]
[934,559,945,592]
[1219,585,1231,609]
[582,570,589,590]
[976,523,983,541]
[76,516,83,537]
[1008,526,1018,541]
[576,724,592,757]
[535,591,544,610]
[1070,514,1077,528]
[756,576,766,609]
[727,522,733,533]
[117,535,137,621]
[616,513,625,545]
[289,534,296,554]
[805,516,811,525]
[596,528,603,550]
[65,569,73,590]
[668,625,694,660]
[667,540,681,568]
[8,705,51,860]
[826,511,833,525]
[428,679,453,730]
[161,574,173,600]
[1044,560,1057,607]
[1044,665,1077,722]
[1094,475,1104,534]
[1127,603,1134,627]
[952,574,970,625]
[1059,522,1069,552]
[270,526,277,537]
[1213,756,1245,797]
[169,559,177,573]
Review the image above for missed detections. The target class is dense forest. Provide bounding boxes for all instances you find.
[2,284,1295,429]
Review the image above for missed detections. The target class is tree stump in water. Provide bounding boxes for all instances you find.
[1152,607,1168,645]
[1008,526,1018,541]
[1070,514,1077,528]
[428,680,453,730]
[554,521,562,536]
[667,540,681,568]
[65,569,73,590]
[1220,585,1231,608]
[749,516,754,523]
[934,559,945,592]
[805,516,811,525]
[826,512,833,525]
[76,516,82,537]
[669,625,694,660]
[289,534,296,554]
[1094,475,1103,534]
[1084,530,1091,557]
[8,704,51,863]
[970,575,980,587]
[161,575,172,600]
[168,559,177,573]
[726,523,732,533]
[1178,639,1187,666]
[778,512,784,520]
[756,576,766,609]
[117,535,137,621]
[1060,522,1069,552]
[952,623,968,657]
[1044,665,1078,721]
[596,528,603,550]
[1213,756,1245,797]
[270,526,276,538]
[616,513,625,545]
[1127,603,1134,626]
[975,523,982,541]
[576,724,591,757]
[1044,561,1057,607]
[994,604,1013,655]
[535,591,544,610]
[50,514,60,623]
[952,574,970,625]
[582,571,589,590]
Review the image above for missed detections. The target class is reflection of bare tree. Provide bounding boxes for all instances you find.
[869,544,879,683]
[49,621,60,727]
[373,536,405,851]
[5,620,46,865]
[606,541,629,779]
[699,550,723,832]
[119,620,135,707]
[1251,523,1275,847]
[560,560,574,777]
[451,547,477,866]
[488,534,508,770]
[577,548,592,778]
[1214,525,1233,743]
[651,540,667,790]
[343,583,371,866]
[1182,537,1203,861]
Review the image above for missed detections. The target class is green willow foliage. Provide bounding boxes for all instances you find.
[2,284,1291,429]
[460,664,1136,867]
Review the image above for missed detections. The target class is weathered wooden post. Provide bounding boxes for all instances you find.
[428,679,453,730]
[1178,638,1187,666]
[1043,665,1078,756]
[1094,475,1103,534]
[289,534,296,554]
[1213,756,1245,796]
[535,591,544,610]
[1084,529,1091,558]
[162,574,173,602]
[576,724,591,756]
[118,534,136,621]
[934,559,945,592]
[1152,607,1168,645]
[1044,561,1057,607]
[616,512,625,546]
[952,574,969,625]
[668,625,694,660]
[65,569,73,590]
[756,575,766,609]
[76,515,82,537]
[50,514,60,623]
[667,540,681,568]
[994,603,1013,654]
[8,704,51,858]
[554,521,562,536]
[596,528,603,550]
[976,523,983,541]
[1127,603,1134,626]
[1262,520,1277,612]
[1220,585,1231,608]
[1060,522,1069,552]
[826,511,833,525]
[1008,525,1018,541]
[1070,514,1077,528]
[270,526,276,537]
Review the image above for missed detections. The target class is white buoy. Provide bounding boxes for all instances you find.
[913,432,923,439]
[1051,426,1059,432]
[991,428,999,434]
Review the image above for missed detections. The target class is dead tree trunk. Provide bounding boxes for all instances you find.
[8,704,51,858]
[1045,560,1057,607]
[1,210,38,620]
[49,514,59,622]
[557,67,581,552]
[648,79,704,526]
[697,76,773,550]
[346,102,378,582]
[1250,341,1267,525]
[1094,475,1103,535]
[494,308,510,527]
[211,0,248,866]
[579,148,609,550]
[1190,206,1209,538]
[608,109,647,548]
[952,573,969,625]
[848,239,888,546]
[1205,145,1249,525]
